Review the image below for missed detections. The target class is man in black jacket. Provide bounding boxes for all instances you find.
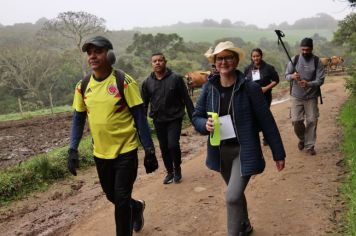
[141,52,194,184]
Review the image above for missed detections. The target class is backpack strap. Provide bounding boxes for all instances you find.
[80,69,126,101]
[313,56,323,104]
[80,75,90,97]
[114,69,126,105]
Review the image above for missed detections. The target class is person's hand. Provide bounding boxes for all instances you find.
[275,160,285,171]
[144,147,158,174]
[261,86,268,93]
[206,117,214,132]
[67,149,79,176]
[298,80,309,88]
[292,72,300,81]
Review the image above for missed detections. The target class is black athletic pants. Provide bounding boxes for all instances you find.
[153,118,182,173]
[94,149,140,236]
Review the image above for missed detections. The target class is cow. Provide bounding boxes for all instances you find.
[329,56,344,70]
[184,70,210,96]
[320,57,331,69]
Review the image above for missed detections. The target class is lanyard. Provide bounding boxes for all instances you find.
[227,81,236,114]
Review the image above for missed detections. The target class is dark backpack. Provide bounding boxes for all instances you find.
[292,55,323,104]
[80,69,126,104]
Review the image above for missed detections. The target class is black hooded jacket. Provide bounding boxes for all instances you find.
[141,68,194,122]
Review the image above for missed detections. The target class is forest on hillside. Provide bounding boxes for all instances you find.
[0,12,350,114]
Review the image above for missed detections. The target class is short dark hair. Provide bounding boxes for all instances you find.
[151,52,166,60]
[251,48,263,57]
[300,38,313,48]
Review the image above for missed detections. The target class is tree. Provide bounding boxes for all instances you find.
[333,13,356,51]
[126,33,186,61]
[221,19,232,27]
[333,11,356,97]
[202,19,220,27]
[40,11,106,52]
[293,13,337,29]
[0,43,61,106]
[38,11,107,75]
[348,0,356,7]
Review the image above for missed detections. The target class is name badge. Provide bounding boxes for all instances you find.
[219,115,236,140]
[252,69,260,81]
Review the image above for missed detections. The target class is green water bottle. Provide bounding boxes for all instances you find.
[207,112,220,146]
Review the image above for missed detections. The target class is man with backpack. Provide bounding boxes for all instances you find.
[67,36,158,235]
[285,37,325,155]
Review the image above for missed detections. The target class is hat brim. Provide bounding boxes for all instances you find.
[82,42,111,52]
[206,47,245,64]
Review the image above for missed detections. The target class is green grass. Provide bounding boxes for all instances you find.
[340,96,356,235]
[0,136,93,206]
[140,26,335,44]
[0,105,72,122]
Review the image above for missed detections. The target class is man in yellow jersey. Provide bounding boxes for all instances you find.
[67,36,158,236]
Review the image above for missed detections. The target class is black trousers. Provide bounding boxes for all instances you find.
[153,118,182,173]
[94,149,140,236]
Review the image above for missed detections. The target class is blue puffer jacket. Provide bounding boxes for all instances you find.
[192,70,285,176]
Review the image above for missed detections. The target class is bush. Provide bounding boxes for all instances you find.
[340,97,356,235]
[345,74,356,96]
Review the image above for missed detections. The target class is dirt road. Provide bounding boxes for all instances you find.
[0,76,347,236]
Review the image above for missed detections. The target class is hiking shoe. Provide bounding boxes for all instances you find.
[298,141,304,150]
[307,147,316,156]
[163,172,174,184]
[239,221,253,236]
[133,200,145,232]
[174,168,182,183]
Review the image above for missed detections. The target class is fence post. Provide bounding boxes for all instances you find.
[49,92,54,115]
[18,97,23,117]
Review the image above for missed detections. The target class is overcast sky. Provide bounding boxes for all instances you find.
[0,0,353,30]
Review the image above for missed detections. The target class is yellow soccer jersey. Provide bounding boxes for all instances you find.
[72,70,143,159]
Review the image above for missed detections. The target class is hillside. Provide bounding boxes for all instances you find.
[137,26,335,44]
[0,13,339,46]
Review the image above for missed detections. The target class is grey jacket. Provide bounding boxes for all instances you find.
[285,54,325,100]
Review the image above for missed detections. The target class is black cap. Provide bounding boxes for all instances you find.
[300,38,313,48]
[82,36,113,52]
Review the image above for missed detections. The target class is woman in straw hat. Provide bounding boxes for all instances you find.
[192,41,286,235]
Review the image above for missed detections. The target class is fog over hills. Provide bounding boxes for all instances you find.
[0,13,338,30]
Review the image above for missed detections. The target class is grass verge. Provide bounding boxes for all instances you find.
[0,136,93,206]
[0,105,72,122]
[340,96,356,235]
[0,113,192,206]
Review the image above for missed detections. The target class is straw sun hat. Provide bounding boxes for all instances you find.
[205,41,245,63]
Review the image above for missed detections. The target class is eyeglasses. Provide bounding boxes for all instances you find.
[215,55,235,63]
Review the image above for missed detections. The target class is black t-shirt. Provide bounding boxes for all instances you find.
[218,82,234,116]
[217,81,239,145]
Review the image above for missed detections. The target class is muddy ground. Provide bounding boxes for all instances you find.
[0,113,79,169]
[0,76,348,236]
